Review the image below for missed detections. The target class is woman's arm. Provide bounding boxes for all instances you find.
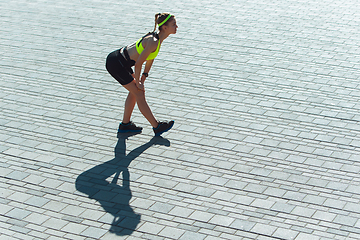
[141,60,154,83]
[134,39,157,91]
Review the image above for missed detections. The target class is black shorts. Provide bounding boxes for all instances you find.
[106,48,134,85]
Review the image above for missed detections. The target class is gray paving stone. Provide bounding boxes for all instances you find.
[271,202,296,214]
[272,227,299,240]
[312,211,337,222]
[149,202,175,214]
[138,222,165,235]
[7,192,33,203]
[24,196,50,208]
[6,208,32,221]
[231,195,255,206]
[179,231,206,240]
[2,0,360,239]
[191,187,216,198]
[211,191,236,201]
[159,226,186,239]
[250,223,277,236]
[291,206,316,218]
[42,218,68,231]
[168,206,194,219]
[6,171,30,181]
[80,226,108,239]
[188,211,214,222]
[230,219,255,232]
[333,215,358,227]
[303,195,327,205]
[61,222,88,235]
[244,181,267,192]
[323,198,347,210]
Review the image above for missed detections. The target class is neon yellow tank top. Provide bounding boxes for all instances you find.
[135,33,161,60]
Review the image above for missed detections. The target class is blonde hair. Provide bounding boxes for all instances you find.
[153,13,174,32]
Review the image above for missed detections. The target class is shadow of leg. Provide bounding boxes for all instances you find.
[75,134,170,236]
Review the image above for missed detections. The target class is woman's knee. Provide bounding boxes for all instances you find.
[133,90,145,100]
[123,81,145,97]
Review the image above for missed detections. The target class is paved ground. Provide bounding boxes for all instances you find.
[1,0,360,239]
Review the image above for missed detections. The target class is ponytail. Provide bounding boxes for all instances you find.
[153,13,162,32]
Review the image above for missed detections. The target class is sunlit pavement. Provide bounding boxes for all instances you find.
[1,0,360,239]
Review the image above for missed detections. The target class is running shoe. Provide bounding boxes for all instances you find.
[153,121,174,136]
[118,121,143,133]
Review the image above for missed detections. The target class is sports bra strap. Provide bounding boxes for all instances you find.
[137,32,159,47]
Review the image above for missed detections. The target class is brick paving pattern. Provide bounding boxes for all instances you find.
[1,0,360,239]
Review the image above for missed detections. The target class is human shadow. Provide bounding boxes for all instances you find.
[75,133,170,235]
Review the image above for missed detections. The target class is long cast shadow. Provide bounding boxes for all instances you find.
[75,133,170,235]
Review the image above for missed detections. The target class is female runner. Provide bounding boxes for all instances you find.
[106,13,177,136]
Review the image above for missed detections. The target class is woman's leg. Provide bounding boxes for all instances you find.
[122,92,136,124]
[123,81,158,128]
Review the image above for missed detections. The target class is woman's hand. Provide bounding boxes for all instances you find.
[136,81,145,92]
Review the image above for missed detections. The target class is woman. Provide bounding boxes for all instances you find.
[106,13,177,136]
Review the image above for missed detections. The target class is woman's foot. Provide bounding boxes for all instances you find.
[118,121,143,133]
[153,121,174,136]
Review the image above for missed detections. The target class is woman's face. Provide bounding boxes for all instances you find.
[165,18,178,34]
